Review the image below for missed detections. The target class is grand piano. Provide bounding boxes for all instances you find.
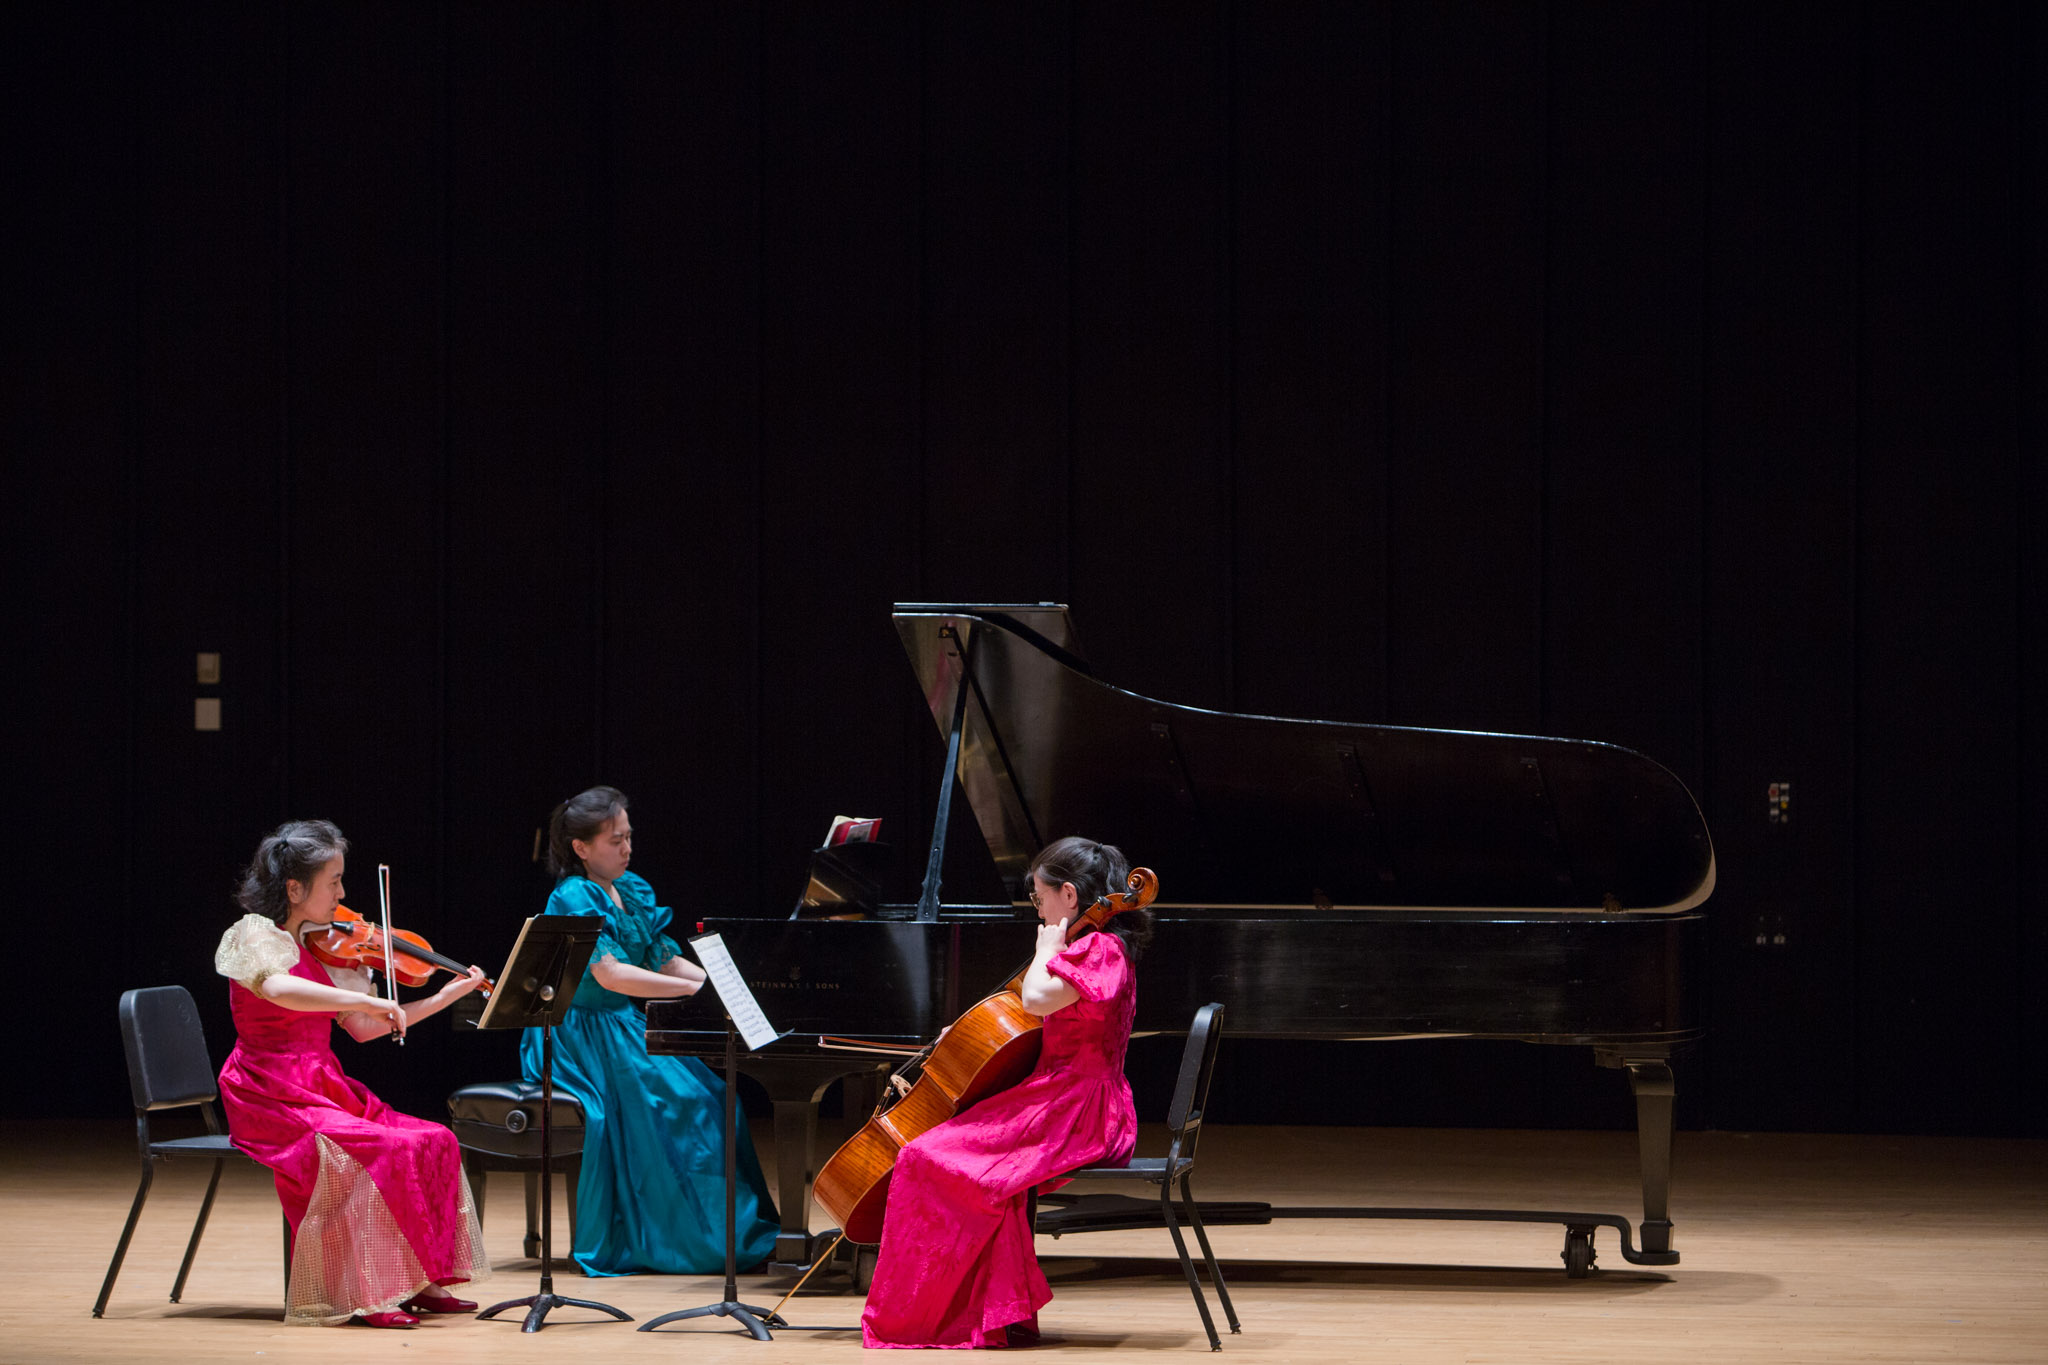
[649,603,1712,1279]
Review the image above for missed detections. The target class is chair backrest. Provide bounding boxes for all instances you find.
[1163,1002,1225,1157]
[120,986,221,1112]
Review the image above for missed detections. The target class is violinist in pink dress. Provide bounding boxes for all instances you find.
[861,836,1151,1349]
[212,820,491,1328]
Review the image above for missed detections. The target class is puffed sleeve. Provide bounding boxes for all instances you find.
[549,878,632,967]
[214,914,302,992]
[1047,931,1130,1003]
[623,875,685,966]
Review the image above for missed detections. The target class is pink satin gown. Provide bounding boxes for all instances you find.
[860,931,1138,1349]
[217,946,487,1324]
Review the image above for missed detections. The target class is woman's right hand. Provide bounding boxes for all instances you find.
[1035,916,1071,961]
[361,993,408,1039]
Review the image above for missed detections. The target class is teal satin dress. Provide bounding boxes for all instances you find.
[520,872,779,1275]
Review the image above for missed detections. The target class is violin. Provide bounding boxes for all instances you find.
[811,865,1158,1245]
[306,905,494,997]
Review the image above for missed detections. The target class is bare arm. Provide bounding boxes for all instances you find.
[258,971,410,1039]
[1020,918,1082,1017]
[592,953,700,999]
[335,967,490,1043]
[659,954,707,985]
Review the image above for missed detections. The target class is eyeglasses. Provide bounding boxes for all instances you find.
[1027,886,1042,908]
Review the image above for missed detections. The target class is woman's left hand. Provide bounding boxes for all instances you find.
[440,965,488,1001]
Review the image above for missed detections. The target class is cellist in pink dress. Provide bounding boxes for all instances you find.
[213,820,491,1328]
[861,837,1150,1349]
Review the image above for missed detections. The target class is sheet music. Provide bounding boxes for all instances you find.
[471,914,539,1032]
[688,932,778,1050]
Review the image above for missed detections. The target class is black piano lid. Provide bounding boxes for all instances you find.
[894,604,1716,915]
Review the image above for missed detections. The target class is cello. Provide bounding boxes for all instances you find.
[811,866,1158,1245]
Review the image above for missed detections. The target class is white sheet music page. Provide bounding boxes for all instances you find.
[688,932,778,1051]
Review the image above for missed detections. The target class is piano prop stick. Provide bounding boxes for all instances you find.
[810,867,1159,1246]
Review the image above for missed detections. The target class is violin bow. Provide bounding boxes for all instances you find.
[378,863,404,1046]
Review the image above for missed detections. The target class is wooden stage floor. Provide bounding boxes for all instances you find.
[6,1118,2042,1364]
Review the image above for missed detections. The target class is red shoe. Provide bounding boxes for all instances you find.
[357,1311,419,1329]
[402,1293,478,1314]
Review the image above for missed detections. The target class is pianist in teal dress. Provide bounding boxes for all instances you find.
[519,785,779,1276]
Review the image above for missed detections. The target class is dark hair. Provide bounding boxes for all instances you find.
[238,819,350,925]
[1028,835,1153,962]
[548,786,629,881]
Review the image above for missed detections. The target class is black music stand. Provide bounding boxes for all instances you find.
[639,934,789,1340]
[473,914,630,1333]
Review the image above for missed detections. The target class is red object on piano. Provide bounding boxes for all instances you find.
[826,815,883,846]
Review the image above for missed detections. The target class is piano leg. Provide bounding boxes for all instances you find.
[1602,1049,1676,1257]
[768,1096,821,1268]
[743,1059,894,1270]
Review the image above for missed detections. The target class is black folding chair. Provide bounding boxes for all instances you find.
[1032,1001,1241,1350]
[93,985,286,1318]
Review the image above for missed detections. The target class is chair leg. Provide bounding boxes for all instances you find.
[282,1211,293,1305]
[168,1157,226,1304]
[1178,1174,1240,1334]
[1159,1180,1223,1350]
[93,1162,157,1318]
[523,1170,541,1260]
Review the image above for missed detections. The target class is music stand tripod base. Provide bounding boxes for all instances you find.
[639,1300,789,1342]
[480,1291,634,1335]
[469,914,631,1332]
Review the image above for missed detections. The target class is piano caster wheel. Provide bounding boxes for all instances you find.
[1562,1227,1596,1278]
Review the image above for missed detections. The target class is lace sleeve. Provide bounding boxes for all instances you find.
[214,914,303,992]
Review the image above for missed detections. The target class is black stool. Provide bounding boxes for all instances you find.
[447,1081,587,1261]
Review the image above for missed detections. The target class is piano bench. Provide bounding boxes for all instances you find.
[446,1081,586,1261]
